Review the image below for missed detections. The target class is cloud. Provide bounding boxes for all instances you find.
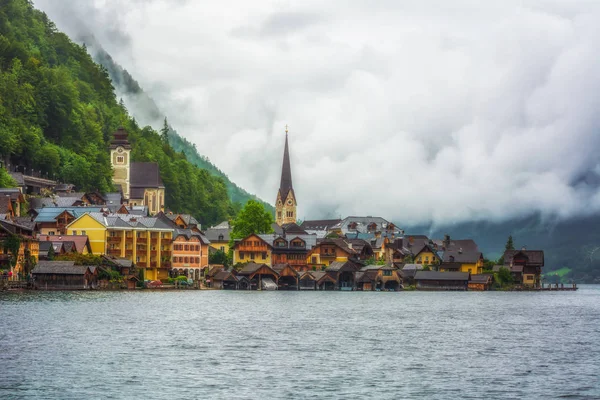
[33,0,600,227]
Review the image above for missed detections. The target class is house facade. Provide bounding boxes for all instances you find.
[232,234,273,265]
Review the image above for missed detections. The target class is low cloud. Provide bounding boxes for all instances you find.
[33,0,600,226]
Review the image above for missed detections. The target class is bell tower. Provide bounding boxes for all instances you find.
[276,125,297,226]
[109,127,132,200]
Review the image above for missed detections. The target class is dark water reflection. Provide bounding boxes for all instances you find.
[1,287,600,399]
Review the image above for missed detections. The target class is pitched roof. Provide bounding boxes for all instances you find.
[213,270,237,281]
[503,250,544,266]
[326,260,361,273]
[205,227,231,242]
[401,263,424,271]
[12,217,37,230]
[32,261,89,275]
[300,219,342,231]
[0,188,24,202]
[0,196,13,215]
[174,228,210,244]
[237,263,277,276]
[34,206,104,223]
[278,133,294,202]
[86,212,173,230]
[37,235,91,254]
[470,274,493,284]
[442,250,482,264]
[130,162,164,190]
[331,216,396,234]
[414,271,470,281]
[315,238,357,254]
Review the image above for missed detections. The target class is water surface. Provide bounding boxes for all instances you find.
[1,287,599,399]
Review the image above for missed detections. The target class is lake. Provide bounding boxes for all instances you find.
[1,286,599,399]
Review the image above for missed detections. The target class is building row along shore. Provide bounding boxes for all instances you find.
[1,128,551,291]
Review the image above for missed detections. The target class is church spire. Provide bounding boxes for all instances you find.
[276,125,297,226]
[279,129,293,200]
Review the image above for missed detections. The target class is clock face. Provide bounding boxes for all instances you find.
[287,200,293,205]
[117,147,124,154]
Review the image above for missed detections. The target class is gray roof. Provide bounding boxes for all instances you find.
[205,227,231,242]
[331,216,398,234]
[470,274,493,283]
[32,261,89,275]
[402,264,424,271]
[130,162,164,190]
[174,228,210,244]
[300,219,342,231]
[87,212,173,230]
[503,250,544,266]
[442,250,483,264]
[414,271,470,281]
[326,260,360,273]
[257,233,318,250]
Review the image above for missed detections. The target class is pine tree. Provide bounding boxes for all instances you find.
[160,117,169,144]
[505,235,515,251]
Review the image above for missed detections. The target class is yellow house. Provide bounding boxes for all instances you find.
[205,224,231,253]
[414,244,441,266]
[440,250,485,274]
[307,238,357,268]
[66,212,174,281]
[232,234,273,266]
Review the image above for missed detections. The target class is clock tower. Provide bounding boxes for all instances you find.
[109,127,132,200]
[275,126,297,226]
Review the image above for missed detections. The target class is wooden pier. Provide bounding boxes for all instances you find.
[538,283,578,291]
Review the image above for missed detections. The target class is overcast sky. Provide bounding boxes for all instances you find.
[34,0,600,227]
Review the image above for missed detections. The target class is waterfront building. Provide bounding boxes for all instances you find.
[275,127,297,226]
[33,206,104,235]
[232,234,273,265]
[325,260,361,290]
[259,233,317,272]
[307,238,357,268]
[37,234,92,256]
[502,249,544,288]
[0,219,39,280]
[171,228,210,280]
[414,271,469,291]
[31,261,97,290]
[468,274,493,291]
[65,212,174,281]
[413,243,441,266]
[109,127,165,214]
[272,263,299,290]
[236,262,279,290]
[356,264,402,291]
[439,249,484,274]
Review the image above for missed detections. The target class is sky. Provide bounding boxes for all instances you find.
[33,0,600,227]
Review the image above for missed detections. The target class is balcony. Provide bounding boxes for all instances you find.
[150,262,157,268]
[137,261,148,268]
[108,236,122,243]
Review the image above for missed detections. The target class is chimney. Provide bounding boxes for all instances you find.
[443,234,450,249]
[521,246,527,251]
[458,248,463,254]
[347,242,353,250]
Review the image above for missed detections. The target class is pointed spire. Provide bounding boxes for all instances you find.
[279,127,294,201]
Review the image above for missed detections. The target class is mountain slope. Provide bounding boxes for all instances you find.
[85,37,274,215]
[0,0,234,225]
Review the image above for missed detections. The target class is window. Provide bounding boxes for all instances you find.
[278,211,282,219]
[196,245,200,252]
[184,245,189,251]
[72,230,77,235]
[383,270,392,276]
[184,257,189,264]
[239,252,244,260]
[49,231,55,235]
[81,231,86,236]
[117,156,124,164]
[218,234,224,241]
[262,252,267,260]
[250,253,255,260]
[312,256,317,264]
[220,246,225,252]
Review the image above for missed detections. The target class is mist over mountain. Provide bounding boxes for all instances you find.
[30,0,600,281]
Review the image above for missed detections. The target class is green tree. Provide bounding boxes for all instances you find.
[231,200,274,239]
[505,235,515,251]
[0,168,16,188]
[209,249,230,267]
[160,117,169,144]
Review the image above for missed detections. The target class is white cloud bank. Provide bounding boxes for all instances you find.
[33,0,600,226]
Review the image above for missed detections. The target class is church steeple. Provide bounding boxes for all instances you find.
[276,126,297,226]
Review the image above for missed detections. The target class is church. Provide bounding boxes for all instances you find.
[109,127,165,215]
[275,127,297,226]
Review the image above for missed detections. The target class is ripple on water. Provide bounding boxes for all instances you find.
[1,286,600,399]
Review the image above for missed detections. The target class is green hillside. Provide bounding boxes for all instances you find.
[87,38,274,215]
[0,0,235,224]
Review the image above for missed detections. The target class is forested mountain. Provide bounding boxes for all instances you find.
[409,214,600,283]
[85,37,273,214]
[0,0,235,225]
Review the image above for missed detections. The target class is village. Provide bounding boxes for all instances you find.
[0,127,559,292]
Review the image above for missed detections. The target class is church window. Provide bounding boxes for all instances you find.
[116,156,124,164]
[278,211,282,219]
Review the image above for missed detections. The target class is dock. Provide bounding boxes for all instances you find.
[538,283,578,291]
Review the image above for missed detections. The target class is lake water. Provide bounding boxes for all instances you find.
[1,286,599,399]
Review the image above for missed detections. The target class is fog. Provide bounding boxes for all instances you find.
[33,0,600,226]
